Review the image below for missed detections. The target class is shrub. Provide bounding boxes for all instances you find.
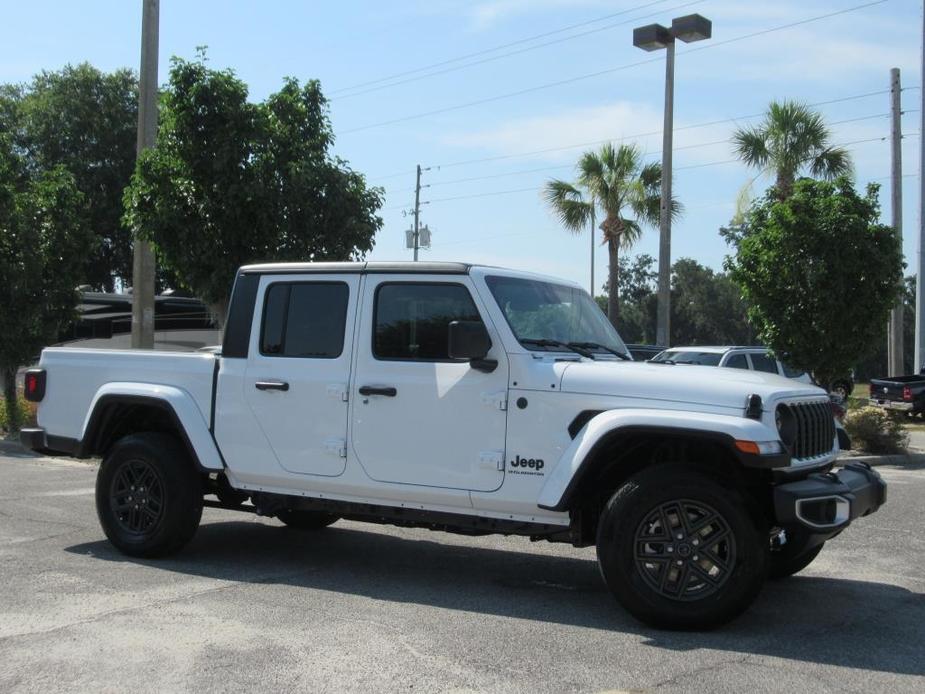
[0,394,36,434]
[843,406,908,454]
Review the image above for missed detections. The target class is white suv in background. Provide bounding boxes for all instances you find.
[650,346,813,384]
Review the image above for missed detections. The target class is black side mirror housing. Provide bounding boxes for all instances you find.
[448,321,497,372]
[448,320,491,360]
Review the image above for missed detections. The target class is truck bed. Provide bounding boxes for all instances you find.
[36,347,217,442]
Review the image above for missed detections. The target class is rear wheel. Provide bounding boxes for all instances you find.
[96,433,203,558]
[596,465,767,630]
[277,509,339,530]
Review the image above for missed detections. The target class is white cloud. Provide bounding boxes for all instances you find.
[441,100,735,165]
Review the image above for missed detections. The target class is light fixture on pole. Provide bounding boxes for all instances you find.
[633,13,711,348]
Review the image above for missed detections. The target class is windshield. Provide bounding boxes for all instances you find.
[485,275,628,356]
[651,350,723,366]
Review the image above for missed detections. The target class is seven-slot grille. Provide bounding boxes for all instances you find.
[790,401,836,460]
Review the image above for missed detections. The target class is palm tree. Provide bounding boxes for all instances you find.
[732,100,852,199]
[544,143,675,326]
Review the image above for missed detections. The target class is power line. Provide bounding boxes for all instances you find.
[368,89,917,182]
[384,134,912,209]
[341,0,891,135]
[332,0,705,101]
[427,90,898,170]
[411,113,898,190]
[329,0,680,96]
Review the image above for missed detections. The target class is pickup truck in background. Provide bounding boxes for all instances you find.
[21,261,886,630]
[868,374,925,416]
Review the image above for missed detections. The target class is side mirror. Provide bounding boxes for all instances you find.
[448,320,491,360]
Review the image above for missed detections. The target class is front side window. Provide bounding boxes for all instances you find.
[485,275,627,356]
[374,283,482,361]
[750,352,779,374]
[260,282,349,358]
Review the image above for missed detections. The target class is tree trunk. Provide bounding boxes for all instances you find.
[607,238,620,328]
[775,171,793,199]
[2,367,21,435]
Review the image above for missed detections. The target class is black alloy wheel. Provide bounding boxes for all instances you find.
[634,499,736,602]
[109,459,165,535]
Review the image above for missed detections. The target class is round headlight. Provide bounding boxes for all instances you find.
[776,404,797,450]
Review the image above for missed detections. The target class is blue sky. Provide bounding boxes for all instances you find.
[1,0,921,293]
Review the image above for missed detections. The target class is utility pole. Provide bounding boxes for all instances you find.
[916,9,925,373]
[412,164,421,261]
[131,0,158,349]
[888,67,904,375]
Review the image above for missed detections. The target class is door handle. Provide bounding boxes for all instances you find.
[358,385,397,397]
[255,380,290,392]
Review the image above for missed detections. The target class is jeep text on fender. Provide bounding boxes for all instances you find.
[21,262,886,630]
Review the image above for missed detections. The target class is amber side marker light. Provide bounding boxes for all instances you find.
[735,440,783,455]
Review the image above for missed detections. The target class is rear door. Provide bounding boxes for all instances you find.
[243,274,359,476]
[350,275,508,492]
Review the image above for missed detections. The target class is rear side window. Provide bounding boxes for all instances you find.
[374,283,481,361]
[725,353,749,370]
[750,352,779,374]
[260,282,349,358]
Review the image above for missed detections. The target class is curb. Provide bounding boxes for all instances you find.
[840,451,925,467]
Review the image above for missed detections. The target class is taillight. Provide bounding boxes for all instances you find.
[829,400,846,421]
[903,386,913,402]
[24,369,46,402]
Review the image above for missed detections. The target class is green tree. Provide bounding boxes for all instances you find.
[543,143,677,325]
[671,258,752,346]
[732,100,852,200]
[602,254,752,346]
[123,56,383,321]
[0,141,92,431]
[4,64,139,291]
[725,178,900,389]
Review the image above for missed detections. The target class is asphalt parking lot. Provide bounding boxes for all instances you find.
[0,447,923,694]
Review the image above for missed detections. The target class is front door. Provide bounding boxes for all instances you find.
[244,274,359,476]
[351,276,507,492]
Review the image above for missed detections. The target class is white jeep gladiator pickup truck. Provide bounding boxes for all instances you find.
[21,261,885,629]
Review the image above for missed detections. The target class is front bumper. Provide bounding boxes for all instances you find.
[773,461,886,536]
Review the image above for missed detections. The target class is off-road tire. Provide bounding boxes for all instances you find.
[96,432,203,558]
[277,509,339,530]
[596,465,768,630]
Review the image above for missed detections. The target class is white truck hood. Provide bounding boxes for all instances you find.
[558,360,825,412]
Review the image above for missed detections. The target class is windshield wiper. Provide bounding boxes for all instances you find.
[568,341,631,361]
[521,338,595,359]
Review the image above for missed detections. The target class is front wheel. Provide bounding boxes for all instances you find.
[596,465,768,630]
[96,433,203,558]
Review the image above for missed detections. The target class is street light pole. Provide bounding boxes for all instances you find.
[657,40,675,348]
[634,14,712,347]
[131,0,158,349]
